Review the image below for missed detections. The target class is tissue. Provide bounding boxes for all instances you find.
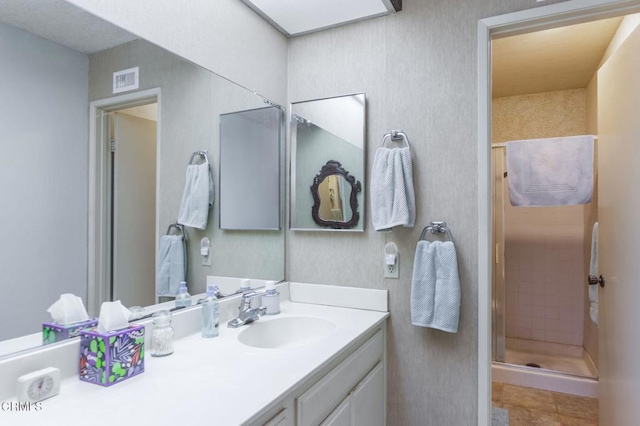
[47,293,90,325]
[97,301,132,333]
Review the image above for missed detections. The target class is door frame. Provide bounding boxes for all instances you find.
[477,1,640,425]
[88,88,162,315]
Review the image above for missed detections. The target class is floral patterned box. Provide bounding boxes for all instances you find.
[42,318,99,345]
[79,324,145,387]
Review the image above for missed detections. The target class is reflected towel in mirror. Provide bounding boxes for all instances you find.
[156,235,185,297]
[178,161,214,230]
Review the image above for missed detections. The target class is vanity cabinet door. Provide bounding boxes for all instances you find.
[264,408,288,426]
[319,362,384,426]
[350,363,384,426]
[320,397,351,426]
[296,331,383,426]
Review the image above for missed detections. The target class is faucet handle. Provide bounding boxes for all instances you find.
[239,290,263,311]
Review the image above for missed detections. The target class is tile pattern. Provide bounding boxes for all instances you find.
[493,383,598,426]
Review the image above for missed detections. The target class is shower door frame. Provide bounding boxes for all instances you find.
[477,1,640,425]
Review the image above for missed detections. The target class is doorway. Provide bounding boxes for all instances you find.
[88,88,161,314]
[108,105,158,308]
[478,2,640,426]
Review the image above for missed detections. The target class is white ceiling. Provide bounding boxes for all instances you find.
[242,0,397,37]
[492,17,623,98]
[0,0,137,54]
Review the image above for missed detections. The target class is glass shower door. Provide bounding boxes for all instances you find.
[491,147,506,362]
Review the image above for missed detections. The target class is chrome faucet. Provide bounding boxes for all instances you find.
[227,291,267,328]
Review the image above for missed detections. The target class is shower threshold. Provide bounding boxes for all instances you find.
[493,338,599,397]
[504,337,598,379]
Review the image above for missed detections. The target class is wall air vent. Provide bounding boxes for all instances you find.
[113,67,139,94]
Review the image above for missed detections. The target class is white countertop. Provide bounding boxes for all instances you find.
[3,301,388,426]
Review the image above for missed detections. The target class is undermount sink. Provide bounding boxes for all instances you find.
[237,316,336,349]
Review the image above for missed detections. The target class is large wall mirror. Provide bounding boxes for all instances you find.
[0,1,284,358]
[290,93,366,231]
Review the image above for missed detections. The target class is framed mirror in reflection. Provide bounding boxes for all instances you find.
[290,93,366,231]
[0,1,285,358]
[311,160,362,229]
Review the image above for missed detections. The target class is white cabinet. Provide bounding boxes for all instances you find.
[350,362,384,426]
[264,409,288,426]
[320,363,384,426]
[297,331,385,426]
[320,397,351,426]
[249,327,386,426]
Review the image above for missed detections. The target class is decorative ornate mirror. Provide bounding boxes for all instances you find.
[290,93,365,231]
[310,160,361,229]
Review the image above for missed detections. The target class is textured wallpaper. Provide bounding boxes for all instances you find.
[287,1,577,424]
[492,88,587,143]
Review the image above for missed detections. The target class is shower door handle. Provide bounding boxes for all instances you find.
[588,274,605,288]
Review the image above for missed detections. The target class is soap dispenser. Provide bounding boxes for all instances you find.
[262,281,280,315]
[202,285,219,338]
[175,282,192,308]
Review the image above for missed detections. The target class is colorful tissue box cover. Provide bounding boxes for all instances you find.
[42,318,99,345]
[79,324,145,386]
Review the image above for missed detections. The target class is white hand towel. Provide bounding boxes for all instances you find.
[411,240,461,333]
[156,235,185,297]
[589,222,599,326]
[177,161,214,230]
[507,135,594,206]
[371,147,416,231]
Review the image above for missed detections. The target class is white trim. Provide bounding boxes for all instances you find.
[477,1,640,425]
[88,88,162,315]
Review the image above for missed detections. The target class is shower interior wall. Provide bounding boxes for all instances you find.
[492,89,591,352]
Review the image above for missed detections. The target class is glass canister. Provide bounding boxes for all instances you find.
[150,310,174,357]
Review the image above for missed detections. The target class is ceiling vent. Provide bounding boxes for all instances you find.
[113,67,139,94]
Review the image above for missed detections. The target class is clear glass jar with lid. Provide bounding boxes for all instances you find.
[150,310,174,357]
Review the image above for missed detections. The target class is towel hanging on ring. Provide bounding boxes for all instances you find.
[370,131,416,231]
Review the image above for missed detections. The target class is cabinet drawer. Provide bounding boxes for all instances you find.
[296,331,383,426]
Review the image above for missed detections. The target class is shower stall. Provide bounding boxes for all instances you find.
[491,145,598,396]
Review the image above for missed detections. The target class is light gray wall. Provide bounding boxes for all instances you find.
[0,22,88,340]
[66,0,288,104]
[89,39,285,295]
[287,0,571,424]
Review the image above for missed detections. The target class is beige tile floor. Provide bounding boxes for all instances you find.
[492,383,598,426]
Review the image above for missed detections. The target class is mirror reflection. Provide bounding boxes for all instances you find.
[220,106,284,230]
[290,93,366,231]
[318,175,347,222]
[0,3,284,358]
[310,161,362,229]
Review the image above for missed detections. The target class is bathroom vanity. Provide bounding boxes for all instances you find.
[0,283,388,426]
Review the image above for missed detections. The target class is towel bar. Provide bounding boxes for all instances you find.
[380,130,411,150]
[189,150,209,165]
[166,223,187,240]
[420,221,453,242]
